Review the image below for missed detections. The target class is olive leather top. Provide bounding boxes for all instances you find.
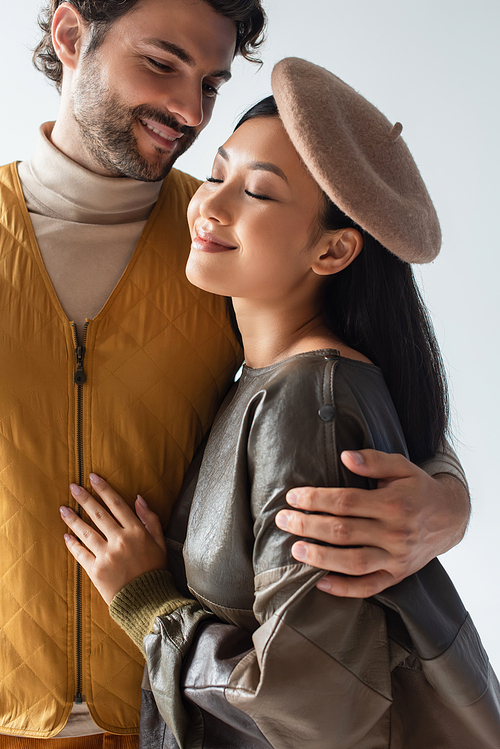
[112,351,500,748]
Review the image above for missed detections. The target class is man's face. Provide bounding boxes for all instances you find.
[71,0,236,181]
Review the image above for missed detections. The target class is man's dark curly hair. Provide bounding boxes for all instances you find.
[33,0,266,92]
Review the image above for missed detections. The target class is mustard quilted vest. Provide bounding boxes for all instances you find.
[0,162,240,737]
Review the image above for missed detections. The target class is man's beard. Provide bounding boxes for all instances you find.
[72,59,198,181]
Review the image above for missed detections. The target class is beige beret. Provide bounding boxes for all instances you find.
[271,58,441,263]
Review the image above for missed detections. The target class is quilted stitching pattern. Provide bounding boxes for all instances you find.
[0,168,74,737]
[0,165,241,737]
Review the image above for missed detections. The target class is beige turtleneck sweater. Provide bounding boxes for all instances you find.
[17,123,163,342]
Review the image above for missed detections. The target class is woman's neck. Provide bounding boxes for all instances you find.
[232,298,341,369]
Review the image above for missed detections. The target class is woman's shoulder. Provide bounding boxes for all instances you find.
[242,347,384,391]
[242,348,406,453]
[239,348,394,433]
[332,341,373,365]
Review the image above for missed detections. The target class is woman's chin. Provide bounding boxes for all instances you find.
[185,264,229,297]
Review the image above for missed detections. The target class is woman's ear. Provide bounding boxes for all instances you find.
[311,228,364,276]
[52,2,88,71]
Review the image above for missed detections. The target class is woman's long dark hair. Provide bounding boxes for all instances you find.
[230,96,448,464]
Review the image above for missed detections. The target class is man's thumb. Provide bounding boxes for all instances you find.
[340,449,410,480]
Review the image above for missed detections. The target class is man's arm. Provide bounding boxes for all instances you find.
[275,448,470,598]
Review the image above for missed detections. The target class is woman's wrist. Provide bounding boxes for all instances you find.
[110,568,193,651]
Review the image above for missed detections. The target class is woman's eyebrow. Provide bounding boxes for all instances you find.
[217,147,288,182]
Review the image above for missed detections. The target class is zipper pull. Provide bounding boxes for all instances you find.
[74,346,86,385]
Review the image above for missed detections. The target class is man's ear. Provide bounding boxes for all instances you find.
[52,2,89,71]
[311,228,364,276]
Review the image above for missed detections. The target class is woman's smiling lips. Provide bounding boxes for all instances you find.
[191,231,237,253]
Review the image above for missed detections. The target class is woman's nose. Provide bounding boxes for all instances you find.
[199,188,232,225]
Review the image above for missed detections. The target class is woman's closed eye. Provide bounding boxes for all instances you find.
[205,177,273,201]
[245,190,272,201]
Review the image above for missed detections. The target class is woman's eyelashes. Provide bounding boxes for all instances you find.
[244,190,272,201]
[205,177,272,201]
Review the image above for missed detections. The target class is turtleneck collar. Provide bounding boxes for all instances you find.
[18,122,163,225]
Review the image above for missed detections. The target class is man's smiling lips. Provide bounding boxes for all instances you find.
[191,231,237,253]
[139,118,184,150]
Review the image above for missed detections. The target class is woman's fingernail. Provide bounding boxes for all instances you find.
[89,473,102,484]
[286,492,299,507]
[316,577,331,592]
[344,450,364,465]
[70,484,82,496]
[292,542,307,561]
[137,495,148,509]
[64,534,73,544]
[276,511,291,530]
[60,506,71,517]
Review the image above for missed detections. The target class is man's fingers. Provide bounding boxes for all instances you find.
[340,449,413,482]
[284,485,388,520]
[316,570,398,599]
[291,540,389,577]
[276,509,384,547]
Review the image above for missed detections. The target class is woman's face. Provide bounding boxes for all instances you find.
[186,116,328,303]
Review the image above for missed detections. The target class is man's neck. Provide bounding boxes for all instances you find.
[51,114,116,177]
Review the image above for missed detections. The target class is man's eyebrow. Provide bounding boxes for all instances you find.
[145,39,231,82]
[217,147,288,182]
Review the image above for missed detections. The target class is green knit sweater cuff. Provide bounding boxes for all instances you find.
[109,569,193,652]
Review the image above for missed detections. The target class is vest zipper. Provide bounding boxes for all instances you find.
[72,322,88,705]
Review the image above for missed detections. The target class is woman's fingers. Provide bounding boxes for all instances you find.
[62,477,168,605]
[135,496,167,552]
[60,505,105,555]
[68,475,140,534]
[88,474,137,526]
[64,531,97,573]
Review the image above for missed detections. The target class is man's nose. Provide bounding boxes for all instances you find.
[166,82,204,128]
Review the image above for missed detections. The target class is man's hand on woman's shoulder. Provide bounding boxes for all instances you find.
[275,449,470,598]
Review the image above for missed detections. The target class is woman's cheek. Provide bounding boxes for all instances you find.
[187,190,204,233]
